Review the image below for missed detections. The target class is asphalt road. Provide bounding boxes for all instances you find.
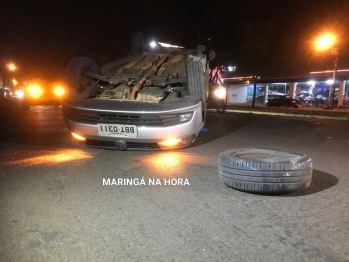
[1,99,349,262]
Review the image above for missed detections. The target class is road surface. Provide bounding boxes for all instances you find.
[0,101,349,262]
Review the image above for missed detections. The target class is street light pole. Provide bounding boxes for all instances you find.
[329,47,339,110]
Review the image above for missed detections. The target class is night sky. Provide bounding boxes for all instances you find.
[1,0,349,82]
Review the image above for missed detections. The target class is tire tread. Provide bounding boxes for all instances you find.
[218,148,313,194]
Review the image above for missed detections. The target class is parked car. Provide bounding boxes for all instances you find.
[0,87,12,98]
[310,95,327,107]
[21,80,66,110]
[256,94,278,104]
[266,95,303,108]
[63,33,216,150]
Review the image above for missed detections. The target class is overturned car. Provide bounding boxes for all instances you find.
[63,34,215,150]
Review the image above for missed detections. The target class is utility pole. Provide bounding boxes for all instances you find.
[252,76,258,108]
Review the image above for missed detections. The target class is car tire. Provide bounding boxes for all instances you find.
[218,148,313,194]
[285,104,290,108]
[186,61,206,105]
[65,57,100,99]
[293,105,298,108]
[266,102,271,107]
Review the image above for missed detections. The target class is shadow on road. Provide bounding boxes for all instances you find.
[187,112,256,148]
[281,169,339,197]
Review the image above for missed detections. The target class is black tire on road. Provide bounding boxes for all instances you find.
[218,148,312,194]
[65,57,100,99]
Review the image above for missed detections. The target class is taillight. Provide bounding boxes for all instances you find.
[292,100,296,103]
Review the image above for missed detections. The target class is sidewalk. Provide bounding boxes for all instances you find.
[208,103,349,120]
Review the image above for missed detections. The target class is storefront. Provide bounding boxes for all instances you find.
[223,70,349,107]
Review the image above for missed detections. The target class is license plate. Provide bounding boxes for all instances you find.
[97,124,138,137]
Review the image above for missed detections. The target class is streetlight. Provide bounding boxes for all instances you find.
[314,33,337,51]
[314,33,338,110]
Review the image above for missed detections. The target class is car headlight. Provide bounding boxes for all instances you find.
[28,84,43,98]
[179,112,193,122]
[54,85,65,97]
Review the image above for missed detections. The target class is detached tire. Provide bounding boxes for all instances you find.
[65,57,100,99]
[218,148,312,194]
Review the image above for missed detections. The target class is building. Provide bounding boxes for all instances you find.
[223,69,349,107]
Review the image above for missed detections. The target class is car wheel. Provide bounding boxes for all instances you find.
[218,148,312,194]
[293,105,298,108]
[186,61,206,104]
[285,104,290,108]
[266,102,271,107]
[65,57,100,99]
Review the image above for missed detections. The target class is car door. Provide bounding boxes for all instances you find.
[275,95,284,106]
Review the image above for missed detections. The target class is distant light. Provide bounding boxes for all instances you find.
[157,42,184,48]
[7,63,16,71]
[310,69,349,74]
[214,87,226,99]
[326,80,334,84]
[12,79,18,86]
[307,81,315,85]
[16,90,24,98]
[228,66,236,72]
[149,41,157,48]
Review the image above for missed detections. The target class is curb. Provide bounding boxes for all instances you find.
[207,108,349,121]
